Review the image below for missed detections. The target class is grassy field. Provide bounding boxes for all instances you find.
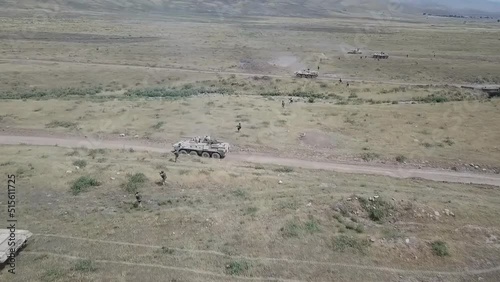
[1,7,500,281]
[1,92,499,169]
[0,12,500,95]
[1,145,499,281]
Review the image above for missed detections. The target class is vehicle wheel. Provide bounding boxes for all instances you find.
[190,151,198,156]
[211,153,221,159]
[201,152,210,158]
[179,150,188,154]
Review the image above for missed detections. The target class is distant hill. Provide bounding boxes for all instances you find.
[401,0,500,17]
[1,0,499,17]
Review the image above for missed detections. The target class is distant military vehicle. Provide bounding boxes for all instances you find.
[0,229,32,264]
[348,48,362,54]
[172,136,230,159]
[295,69,318,78]
[372,52,389,59]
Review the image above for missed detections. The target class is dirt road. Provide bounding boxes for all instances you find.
[1,133,499,187]
[2,58,499,89]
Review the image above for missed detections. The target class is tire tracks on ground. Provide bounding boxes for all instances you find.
[24,251,302,282]
[33,234,500,276]
[0,133,499,186]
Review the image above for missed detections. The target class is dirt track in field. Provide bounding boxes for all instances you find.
[1,132,499,187]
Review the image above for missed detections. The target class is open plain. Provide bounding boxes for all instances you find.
[0,2,500,282]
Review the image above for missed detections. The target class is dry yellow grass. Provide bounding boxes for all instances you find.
[1,9,500,282]
[1,145,500,281]
[1,95,499,168]
[0,13,499,94]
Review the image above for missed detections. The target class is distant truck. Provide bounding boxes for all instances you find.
[172,136,230,159]
[295,69,318,78]
[0,229,32,264]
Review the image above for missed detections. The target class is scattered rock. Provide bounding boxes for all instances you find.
[392,198,396,201]
[117,172,121,175]
[120,133,126,137]
[306,202,312,207]
[474,165,480,169]
[482,168,487,171]
[75,166,80,170]
[374,195,379,199]
[434,211,440,216]
[278,180,283,184]
[110,177,115,180]
[134,135,139,138]
[346,198,352,201]
[444,209,450,216]
[370,238,376,242]
[66,170,72,174]
[450,212,455,217]
[405,238,410,244]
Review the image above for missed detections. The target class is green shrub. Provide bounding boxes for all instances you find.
[225,261,250,275]
[71,176,100,195]
[281,221,301,238]
[46,121,77,128]
[395,155,407,163]
[152,121,165,129]
[358,196,393,222]
[123,173,148,193]
[273,167,294,173]
[304,218,320,233]
[72,160,87,168]
[360,152,380,161]
[355,224,364,233]
[332,235,369,254]
[1,86,103,100]
[71,259,97,272]
[431,241,449,257]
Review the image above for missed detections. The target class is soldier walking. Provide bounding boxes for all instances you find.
[237,122,242,132]
[135,191,142,207]
[159,170,167,185]
[282,100,285,108]
[173,150,179,162]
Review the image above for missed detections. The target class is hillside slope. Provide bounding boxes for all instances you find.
[1,0,499,17]
[0,0,401,17]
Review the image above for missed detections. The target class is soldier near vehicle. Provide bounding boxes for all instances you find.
[173,150,179,162]
[237,122,242,132]
[159,171,167,185]
[135,192,142,207]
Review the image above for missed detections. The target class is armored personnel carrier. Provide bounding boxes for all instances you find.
[295,69,318,78]
[172,136,230,159]
[0,229,32,264]
[348,48,362,54]
[372,52,389,59]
